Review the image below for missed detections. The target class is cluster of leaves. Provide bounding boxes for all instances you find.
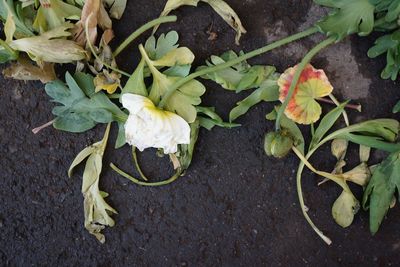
[0,0,127,82]
[121,31,237,143]
[315,0,400,80]
[198,50,280,122]
[274,100,400,237]
[68,123,116,243]
[113,31,238,183]
[45,72,127,132]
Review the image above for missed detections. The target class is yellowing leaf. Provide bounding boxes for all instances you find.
[148,68,205,123]
[202,0,247,45]
[156,0,246,44]
[332,190,360,228]
[278,64,333,125]
[10,24,87,64]
[4,5,16,43]
[94,70,121,94]
[33,0,82,32]
[68,123,117,243]
[151,47,195,67]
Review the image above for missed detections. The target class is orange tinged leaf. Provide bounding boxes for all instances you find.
[278,64,333,125]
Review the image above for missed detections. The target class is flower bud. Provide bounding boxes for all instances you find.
[264,130,294,158]
[331,139,348,160]
[342,163,371,186]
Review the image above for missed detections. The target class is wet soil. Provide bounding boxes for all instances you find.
[1,0,400,266]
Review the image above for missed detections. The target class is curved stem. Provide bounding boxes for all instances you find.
[85,16,131,77]
[275,37,336,131]
[110,163,182,187]
[158,27,320,109]
[132,147,149,181]
[295,158,333,245]
[113,16,177,57]
[293,122,361,244]
[292,147,350,192]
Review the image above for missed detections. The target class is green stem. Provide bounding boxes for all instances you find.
[113,16,177,57]
[85,16,131,78]
[295,155,333,245]
[0,39,18,59]
[110,163,182,187]
[275,37,336,131]
[294,123,367,244]
[158,26,320,109]
[132,147,149,181]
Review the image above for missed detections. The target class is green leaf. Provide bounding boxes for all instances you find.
[145,31,179,60]
[338,133,400,152]
[315,0,375,40]
[176,120,200,171]
[363,151,400,234]
[68,144,97,177]
[309,102,348,150]
[198,50,276,92]
[45,72,126,133]
[229,79,279,122]
[393,100,400,113]
[367,30,400,81]
[33,0,81,32]
[150,73,205,123]
[164,79,205,122]
[332,190,360,228]
[197,106,240,130]
[115,122,126,149]
[73,72,96,97]
[0,41,19,63]
[335,119,399,144]
[163,64,191,77]
[0,0,34,37]
[122,59,148,96]
[103,0,127,19]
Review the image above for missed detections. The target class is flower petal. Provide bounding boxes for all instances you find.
[121,93,153,114]
[123,94,191,154]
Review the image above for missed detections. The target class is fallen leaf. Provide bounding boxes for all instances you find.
[278,64,334,125]
[3,56,56,83]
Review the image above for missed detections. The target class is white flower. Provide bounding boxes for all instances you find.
[122,94,191,154]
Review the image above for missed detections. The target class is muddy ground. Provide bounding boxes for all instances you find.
[1,0,400,266]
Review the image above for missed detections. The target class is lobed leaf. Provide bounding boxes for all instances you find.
[45,72,126,133]
[363,151,400,234]
[315,0,375,40]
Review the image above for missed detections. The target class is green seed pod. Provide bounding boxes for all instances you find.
[264,130,294,158]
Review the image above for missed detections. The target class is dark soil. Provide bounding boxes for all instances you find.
[1,0,400,266]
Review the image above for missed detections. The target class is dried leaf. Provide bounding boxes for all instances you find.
[73,0,112,47]
[156,0,246,44]
[3,56,56,83]
[202,0,247,45]
[69,123,117,243]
